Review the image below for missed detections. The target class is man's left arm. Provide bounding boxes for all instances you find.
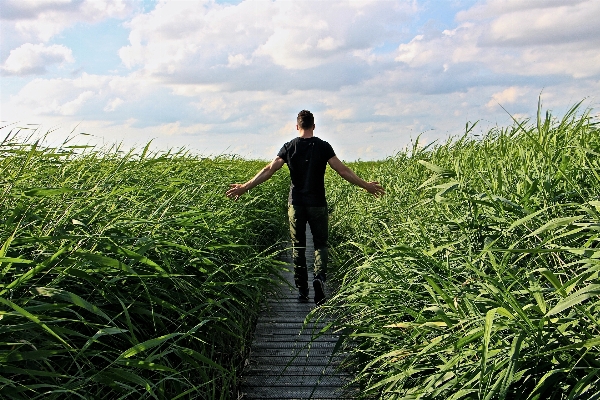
[226,157,285,200]
[327,156,385,197]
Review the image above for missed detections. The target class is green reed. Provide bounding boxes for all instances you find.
[323,101,600,399]
[0,128,289,399]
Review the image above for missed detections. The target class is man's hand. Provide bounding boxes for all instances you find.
[226,184,247,200]
[365,181,385,197]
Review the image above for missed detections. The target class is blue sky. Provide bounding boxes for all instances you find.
[1,0,599,160]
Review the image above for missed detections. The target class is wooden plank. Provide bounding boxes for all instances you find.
[251,342,337,351]
[240,386,358,399]
[252,329,338,337]
[247,356,344,369]
[242,374,351,387]
[252,335,339,343]
[253,322,328,330]
[243,364,346,376]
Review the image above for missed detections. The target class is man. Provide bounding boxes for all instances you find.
[226,110,384,305]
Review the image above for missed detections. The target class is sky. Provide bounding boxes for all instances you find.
[1,0,599,160]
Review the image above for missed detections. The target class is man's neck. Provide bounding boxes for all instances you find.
[298,129,314,139]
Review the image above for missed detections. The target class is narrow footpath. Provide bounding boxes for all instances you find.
[239,224,356,399]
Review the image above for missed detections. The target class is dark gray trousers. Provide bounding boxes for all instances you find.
[287,204,328,290]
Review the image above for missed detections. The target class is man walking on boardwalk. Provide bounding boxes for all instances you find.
[226,110,385,305]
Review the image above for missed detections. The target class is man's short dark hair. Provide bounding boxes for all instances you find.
[297,110,314,129]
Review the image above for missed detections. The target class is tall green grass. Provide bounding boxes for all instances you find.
[0,128,288,399]
[324,102,600,399]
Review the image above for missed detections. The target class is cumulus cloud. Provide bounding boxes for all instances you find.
[10,76,97,116]
[118,0,414,90]
[483,3,600,47]
[2,0,600,161]
[2,43,74,75]
[1,0,132,42]
[458,0,600,77]
[486,86,525,109]
[227,54,252,68]
[395,34,437,66]
[324,108,354,121]
[8,72,153,119]
[59,90,95,115]
[119,1,274,70]
[104,97,124,112]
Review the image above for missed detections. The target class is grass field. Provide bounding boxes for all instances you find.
[324,102,600,399]
[2,101,599,399]
[0,128,288,399]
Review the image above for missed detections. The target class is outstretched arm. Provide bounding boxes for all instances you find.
[226,157,285,200]
[328,156,385,197]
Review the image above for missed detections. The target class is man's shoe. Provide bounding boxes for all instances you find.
[313,278,326,306]
[298,287,309,303]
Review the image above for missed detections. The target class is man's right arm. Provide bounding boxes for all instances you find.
[327,156,385,197]
[226,157,285,200]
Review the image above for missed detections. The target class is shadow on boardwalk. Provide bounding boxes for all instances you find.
[238,225,356,400]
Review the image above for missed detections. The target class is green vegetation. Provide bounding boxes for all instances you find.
[324,102,600,399]
[0,130,288,399]
[3,101,599,399]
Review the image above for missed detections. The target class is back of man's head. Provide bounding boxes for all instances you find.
[297,110,314,130]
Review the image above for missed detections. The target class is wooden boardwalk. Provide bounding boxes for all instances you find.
[239,225,355,399]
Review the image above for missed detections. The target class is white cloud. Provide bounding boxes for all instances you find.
[395,35,434,65]
[2,0,599,162]
[317,37,344,51]
[119,1,274,71]
[485,4,598,45]
[277,121,297,137]
[227,53,252,68]
[2,43,73,75]
[4,75,598,161]
[10,77,94,115]
[324,108,354,120]
[351,48,382,65]
[7,72,151,118]
[459,0,600,77]
[457,0,590,24]
[155,121,210,137]
[255,1,413,70]
[119,0,414,81]
[486,86,525,109]
[391,0,600,81]
[104,97,124,112]
[2,0,131,42]
[59,90,95,115]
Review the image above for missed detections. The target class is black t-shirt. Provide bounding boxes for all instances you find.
[277,137,336,206]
